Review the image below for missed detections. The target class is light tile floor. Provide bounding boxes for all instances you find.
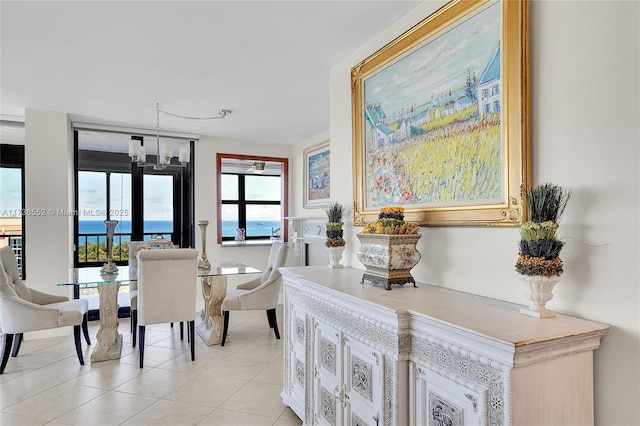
[0,307,302,426]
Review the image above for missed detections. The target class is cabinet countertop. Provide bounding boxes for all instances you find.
[280,266,609,348]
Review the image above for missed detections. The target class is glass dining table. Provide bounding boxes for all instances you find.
[59,262,261,362]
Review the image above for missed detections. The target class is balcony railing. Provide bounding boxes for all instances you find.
[77,232,173,264]
[1,236,23,277]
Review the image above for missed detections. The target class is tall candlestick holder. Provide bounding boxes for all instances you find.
[198,220,211,270]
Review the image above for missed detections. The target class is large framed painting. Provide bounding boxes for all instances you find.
[304,141,330,208]
[352,0,530,226]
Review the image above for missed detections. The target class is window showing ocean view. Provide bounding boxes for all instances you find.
[222,220,281,238]
[0,154,25,278]
[78,219,280,241]
[78,220,173,243]
[220,171,282,239]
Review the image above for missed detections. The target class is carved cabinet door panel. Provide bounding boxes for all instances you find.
[343,336,384,426]
[313,320,344,426]
[411,362,488,426]
[286,300,307,419]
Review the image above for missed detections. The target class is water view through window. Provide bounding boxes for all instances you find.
[0,166,24,276]
[221,174,281,239]
[77,171,174,264]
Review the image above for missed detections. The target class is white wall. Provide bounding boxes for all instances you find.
[193,135,293,290]
[24,109,74,293]
[23,109,75,339]
[315,1,639,424]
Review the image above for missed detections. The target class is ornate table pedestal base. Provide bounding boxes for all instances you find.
[91,281,123,362]
[196,275,228,345]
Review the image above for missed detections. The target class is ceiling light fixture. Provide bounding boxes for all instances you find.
[252,162,266,174]
[129,103,231,170]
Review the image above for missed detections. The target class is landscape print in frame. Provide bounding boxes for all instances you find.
[304,142,330,208]
[352,0,530,226]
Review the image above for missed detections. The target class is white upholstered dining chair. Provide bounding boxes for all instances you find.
[220,241,288,346]
[0,246,90,374]
[127,240,143,346]
[136,248,198,368]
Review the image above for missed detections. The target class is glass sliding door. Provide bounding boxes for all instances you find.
[77,170,108,264]
[143,174,174,240]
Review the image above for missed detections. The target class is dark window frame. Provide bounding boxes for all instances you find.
[220,174,282,241]
[216,153,288,244]
[0,143,26,279]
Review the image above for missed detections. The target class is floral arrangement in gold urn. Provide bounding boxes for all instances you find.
[361,207,420,235]
[357,207,421,290]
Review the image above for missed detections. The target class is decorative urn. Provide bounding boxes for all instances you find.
[356,233,421,290]
[356,207,421,290]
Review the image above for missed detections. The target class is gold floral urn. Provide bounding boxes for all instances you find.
[356,233,422,290]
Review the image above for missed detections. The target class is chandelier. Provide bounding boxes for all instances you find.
[251,162,266,174]
[128,103,231,170]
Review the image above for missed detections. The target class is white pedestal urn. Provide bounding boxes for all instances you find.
[326,246,345,269]
[519,275,561,319]
[197,220,211,270]
[100,220,119,275]
[356,233,421,290]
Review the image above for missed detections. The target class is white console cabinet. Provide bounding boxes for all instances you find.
[280,267,608,426]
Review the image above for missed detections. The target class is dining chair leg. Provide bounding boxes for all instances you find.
[11,333,23,357]
[180,322,184,341]
[139,325,146,368]
[267,308,280,339]
[221,311,229,346]
[266,310,274,328]
[82,313,91,345]
[74,325,85,366]
[1,334,14,374]
[189,320,195,361]
[132,310,137,347]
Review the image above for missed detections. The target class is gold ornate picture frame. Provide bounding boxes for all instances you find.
[352,0,530,226]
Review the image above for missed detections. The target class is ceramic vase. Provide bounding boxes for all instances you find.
[198,220,211,270]
[326,245,345,269]
[100,220,119,274]
[519,274,561,318]
[356,233,421,290]
[234,228,246,243]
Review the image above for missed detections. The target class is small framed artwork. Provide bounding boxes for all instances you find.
[303,141,330,208]
[351,0,530,226]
